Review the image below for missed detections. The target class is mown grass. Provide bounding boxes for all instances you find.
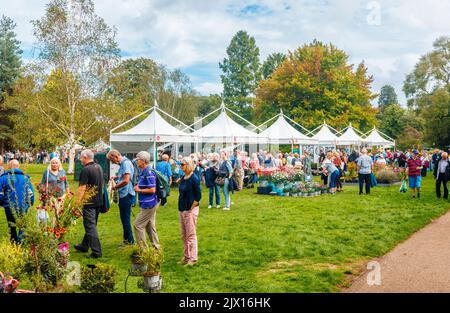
[1,164,449,292]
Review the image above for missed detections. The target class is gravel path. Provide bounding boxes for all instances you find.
[343,209,450,293]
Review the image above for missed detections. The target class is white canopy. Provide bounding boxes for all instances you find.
[311,123,338,145]
[110,108,193,143]
[363,127,395,146]
[336,124,364,146]
[110,106,194,153]
[258,113,317,145]
[192,106,261,144]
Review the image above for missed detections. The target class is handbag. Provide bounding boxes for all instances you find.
[215,176,226,186]
[100,184,110,213]
[94,164,109,214]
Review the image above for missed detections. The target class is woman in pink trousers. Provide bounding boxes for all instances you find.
[176,157,202,266]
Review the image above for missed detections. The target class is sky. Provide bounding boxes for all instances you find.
[2,0,450,106]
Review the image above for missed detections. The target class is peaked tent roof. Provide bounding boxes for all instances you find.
[192,108,261,143]
[336,124,363,146]
[258,114,317,144]
[363,127,395,146]
[110,107,194,143]
[311,123,338,145]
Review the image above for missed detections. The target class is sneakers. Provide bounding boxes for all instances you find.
[216,205,220,209]
[223,207,230,211]
[177,258,188,265]
[208,205,212,209]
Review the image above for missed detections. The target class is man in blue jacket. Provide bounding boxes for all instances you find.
[0,159,35,243]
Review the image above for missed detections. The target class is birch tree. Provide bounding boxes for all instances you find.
[31,0,120,173]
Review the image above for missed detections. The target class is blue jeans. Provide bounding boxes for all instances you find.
[119,194,135,244]
[209,185,220,206]
[222,178,231,208]
[252,173,258,183]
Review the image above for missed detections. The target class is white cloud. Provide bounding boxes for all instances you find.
[2,0,450,103]
[195,82,223,96]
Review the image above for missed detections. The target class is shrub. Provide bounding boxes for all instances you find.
[80,263,117,293]
[0,239,26,279]
[376,168,400,184]
[139,246,164,276]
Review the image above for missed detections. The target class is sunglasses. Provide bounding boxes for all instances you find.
[181,163,186,166]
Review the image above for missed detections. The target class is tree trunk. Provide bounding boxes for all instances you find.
[67,133,76,174]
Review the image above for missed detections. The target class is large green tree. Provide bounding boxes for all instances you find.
[219,30,261,121]
[105,58,201,130]
[262,52,286,79]
[0,15,23,153]
[378,103,406,140]
[403,36,450,148]
[31,0,120,173]
[378,84,398,112]
[255,40,378,132]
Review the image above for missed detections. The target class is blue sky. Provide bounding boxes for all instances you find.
[2,0,450,105]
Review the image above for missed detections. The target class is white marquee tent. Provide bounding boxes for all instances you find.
[109,104,194,154]
[363,127,395,147]
[310,122,339,145]
[191,103,262,144]
[258,111,318,145]
[336,123,364,146]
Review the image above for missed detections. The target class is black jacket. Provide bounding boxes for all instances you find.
[433,157,450,179]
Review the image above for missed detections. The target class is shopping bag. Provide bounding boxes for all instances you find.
[399,180,408,193]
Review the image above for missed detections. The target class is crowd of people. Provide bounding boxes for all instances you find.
[0,144,448,266]
[1,150,69,165]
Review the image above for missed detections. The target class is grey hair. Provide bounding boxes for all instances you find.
[80,149,94,160]
[107,149,121,159]
[136,151,151,164]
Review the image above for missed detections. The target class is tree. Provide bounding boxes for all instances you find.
[255,40,378,132]
[31,0,120,173]
[378,104,406,139]
[219,30,261,121]
[261,52,286,79]
[105,58,201,129]
[0,15,23,153]
[396,126,424,151]
[378,85,398,112]
[403,36,450,148]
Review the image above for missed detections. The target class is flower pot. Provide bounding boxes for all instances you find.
[129,263,148,276]
[57,242,69,268]
[142,274,162,293]
[283,192,289,197]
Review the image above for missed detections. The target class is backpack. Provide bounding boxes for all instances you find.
[152,169,170,199]
[131,159,140,186]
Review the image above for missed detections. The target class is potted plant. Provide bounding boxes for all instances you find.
[129,246,148,276]
[140,246,164,293]
[283,187,291,197]
[80,263,117,293]
[291,187,299,197]
[299,187,306,197]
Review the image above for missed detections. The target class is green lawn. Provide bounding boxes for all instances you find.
[1,164,449,292]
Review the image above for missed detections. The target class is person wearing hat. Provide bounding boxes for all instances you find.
[406,149,423,198]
